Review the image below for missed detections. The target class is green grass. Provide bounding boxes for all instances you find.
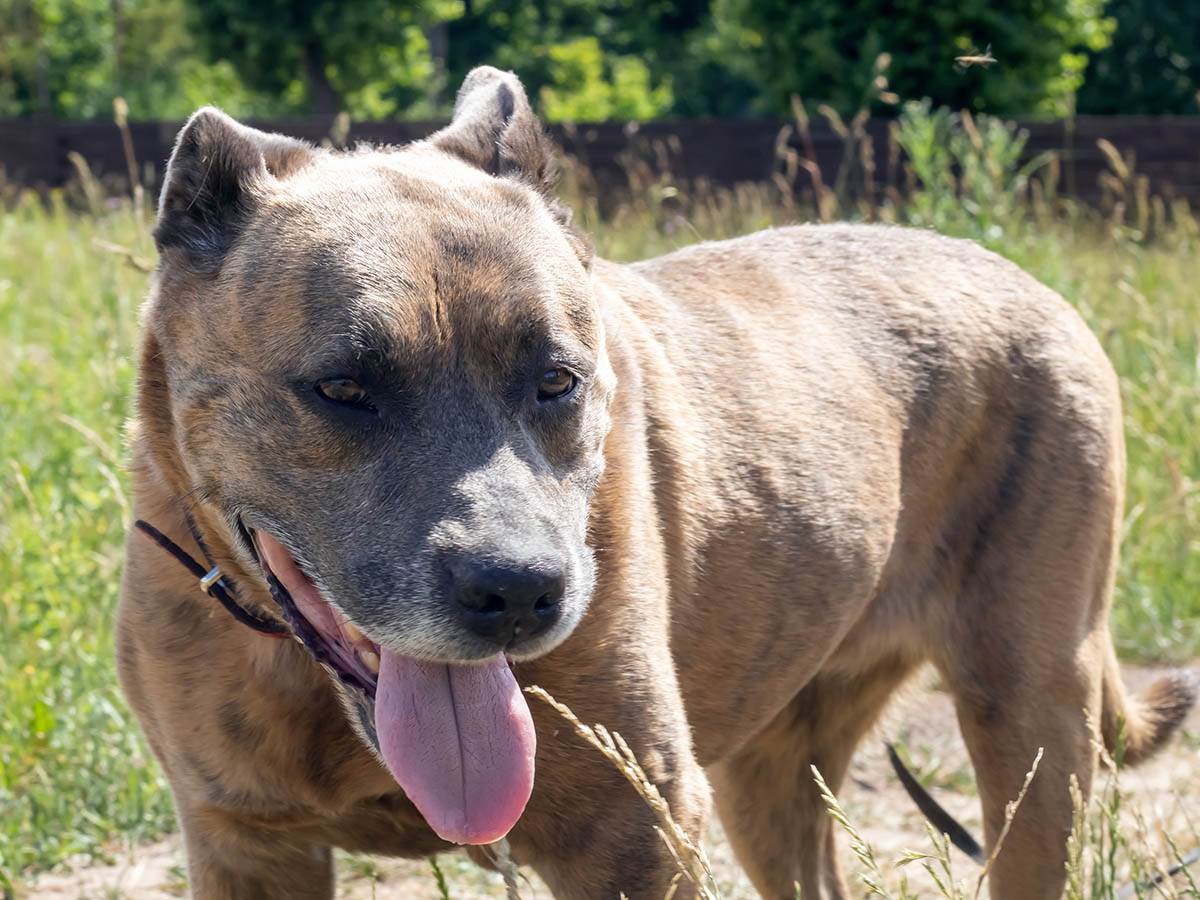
[1,131,1197,888]
[0,195,176,879]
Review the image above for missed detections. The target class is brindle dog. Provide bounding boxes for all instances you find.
[117,67,1195,899]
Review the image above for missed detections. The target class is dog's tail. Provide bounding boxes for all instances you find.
[885,744,984,863]
[888,654,1197,869]
[1099,647,1196,766]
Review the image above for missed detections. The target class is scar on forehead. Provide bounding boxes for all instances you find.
[429,268,450,343]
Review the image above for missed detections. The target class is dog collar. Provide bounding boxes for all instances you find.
[134,517,290,639]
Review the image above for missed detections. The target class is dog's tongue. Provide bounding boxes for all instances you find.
[375,649,536,845]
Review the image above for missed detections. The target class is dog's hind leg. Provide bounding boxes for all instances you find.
[930,447,1119,900]
[936,618,1103,900]
[940,624,1195,900]
[180,809,335,899]
[709,654,916,900]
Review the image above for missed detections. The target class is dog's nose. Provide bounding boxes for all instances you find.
[449,560,565,648]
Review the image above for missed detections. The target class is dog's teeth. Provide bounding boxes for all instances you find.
[343,622,364,643]
[359,649,380,674]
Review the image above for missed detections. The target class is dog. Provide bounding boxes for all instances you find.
[117,66,1195,899]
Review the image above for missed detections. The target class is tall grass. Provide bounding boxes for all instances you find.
[0,97,1197,892]
[0,195,177,883]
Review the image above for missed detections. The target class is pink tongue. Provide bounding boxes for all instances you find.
[375,649,536,845]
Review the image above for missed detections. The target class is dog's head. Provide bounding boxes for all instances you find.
[142,69,614,843]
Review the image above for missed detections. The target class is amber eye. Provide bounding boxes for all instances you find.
[315,377,376,412]
[537,367,577,402]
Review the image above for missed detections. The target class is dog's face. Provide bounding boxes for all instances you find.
[145,70,617,844]
[147,71,611,669]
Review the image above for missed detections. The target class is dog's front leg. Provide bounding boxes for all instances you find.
[178,807,334,899]
[508,637,712,899]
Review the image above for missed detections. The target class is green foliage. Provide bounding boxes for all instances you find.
[708,0,1115,117]
[183,0,449,117]
[892,99,1053,241]
[539,37,672,122]
[1,0,1184,121]
[0,0,111,117]
[440,0,686,121]
[1077,0,1200,114]
[0,0,270,118]
[0,194,175,874]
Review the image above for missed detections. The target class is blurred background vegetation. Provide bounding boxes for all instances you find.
[2,0,1199,122]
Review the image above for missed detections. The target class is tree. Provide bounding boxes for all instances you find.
[441,0,698,121]
[707,0,1114,118]
[184,0,446,117]
[0,0,117,117]
[0,0,268,118]
[1077,0,1200,114]
[0,0,1147,122]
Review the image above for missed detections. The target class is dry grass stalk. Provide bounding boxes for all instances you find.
[973,747,1043,898]
[327,111,352,149]
[112,97,145,225]
[812,764,896,898]
[1097,139,1130,181]
[66,151,105,216]
[525,685,720,900]
[783,95,837,220]
[1066,774,1088,900]
[860,134,878,219]
[486,837,524,900]
[960,110,984,153]
[791,94,815,161]
[897,824,965,899]
[800,159,837,222]
[7,460,42,530]
[818,104,849,140]
[91,237,153,273]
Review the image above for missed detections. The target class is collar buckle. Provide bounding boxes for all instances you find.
[199,566,223,594]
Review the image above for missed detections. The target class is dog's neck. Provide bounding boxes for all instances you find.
[132,336,280,624]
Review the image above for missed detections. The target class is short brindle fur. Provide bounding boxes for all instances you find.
[117,67,1195,899]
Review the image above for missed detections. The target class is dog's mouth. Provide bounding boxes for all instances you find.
[252,530,536,846]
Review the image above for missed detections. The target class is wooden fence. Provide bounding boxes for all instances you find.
[3,115,1200,206]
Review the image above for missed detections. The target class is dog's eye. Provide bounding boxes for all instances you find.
[537,368,577,402]
[315,377,376,412]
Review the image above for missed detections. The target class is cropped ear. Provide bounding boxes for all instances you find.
[155,108,314,267]
[430,67,558,197]
[430,67,592,266]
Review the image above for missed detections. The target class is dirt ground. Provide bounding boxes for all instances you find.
[24,665,1199,899]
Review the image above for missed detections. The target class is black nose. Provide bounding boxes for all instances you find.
[449,559,566,648]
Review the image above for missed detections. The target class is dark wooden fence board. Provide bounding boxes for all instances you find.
[2,115,1197,206]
